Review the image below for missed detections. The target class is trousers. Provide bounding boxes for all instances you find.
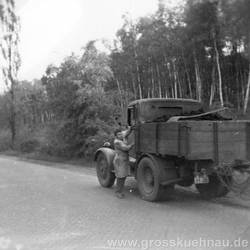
[116,177,126,193]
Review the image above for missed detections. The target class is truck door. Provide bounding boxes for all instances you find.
[127,106,136,160]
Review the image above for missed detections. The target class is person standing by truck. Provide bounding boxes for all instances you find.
[113,127,134,198]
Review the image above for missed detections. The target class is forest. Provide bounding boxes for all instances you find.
[0,0,250,159]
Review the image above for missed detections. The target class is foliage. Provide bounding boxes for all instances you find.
[1,0,250,159]
[39,42,119,157]
[0,0,20,147]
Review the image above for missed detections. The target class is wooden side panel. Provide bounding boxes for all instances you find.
[187,122,214,160]
[217,122,246,163]
[139,120,250,164]
[187,121,248,162]
[139,123,157,153]
[158,123,179,155]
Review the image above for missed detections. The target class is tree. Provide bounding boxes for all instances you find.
[15,80,47,128]
[220,0,250,112]
[185,0,224,105]
[0,0,20,147]
[41,42,117,157]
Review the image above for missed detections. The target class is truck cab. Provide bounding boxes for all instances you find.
[126,98,204,160]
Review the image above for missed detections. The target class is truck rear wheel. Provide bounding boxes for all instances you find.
[96,152,116,188]
[137,157,173,201]
[196,174,230,199]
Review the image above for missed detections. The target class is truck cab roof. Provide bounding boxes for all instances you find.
[128,98,204,123]
[128,98,202,108]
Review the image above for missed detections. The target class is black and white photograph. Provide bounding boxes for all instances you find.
[0,0,250,249]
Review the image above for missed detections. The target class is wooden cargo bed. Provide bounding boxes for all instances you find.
[137,120,250,164]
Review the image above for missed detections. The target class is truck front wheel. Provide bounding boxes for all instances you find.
[137,157,173,201]
[196,174,230,199]
[96,152,116,188]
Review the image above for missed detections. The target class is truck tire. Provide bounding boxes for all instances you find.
[196,174,229,199]
[137,157,173,201]
[96,152,116,188]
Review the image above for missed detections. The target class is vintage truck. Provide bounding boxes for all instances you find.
[95,98,250,201]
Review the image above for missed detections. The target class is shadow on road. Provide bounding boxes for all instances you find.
[122,178,250,211]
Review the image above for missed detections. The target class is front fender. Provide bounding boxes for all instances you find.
[94,147,116,171]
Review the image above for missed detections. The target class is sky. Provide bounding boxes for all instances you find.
[16,0,160,81]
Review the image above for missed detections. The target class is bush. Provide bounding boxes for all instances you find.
[0,119,116,160]
[35,122,72,158]
[80,132,114,160]
[0,129,12,151]
[19,139,40,153]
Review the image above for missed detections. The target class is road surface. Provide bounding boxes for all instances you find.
[0,156,249,250]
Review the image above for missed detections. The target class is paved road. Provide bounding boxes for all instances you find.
[0,156,249,250]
